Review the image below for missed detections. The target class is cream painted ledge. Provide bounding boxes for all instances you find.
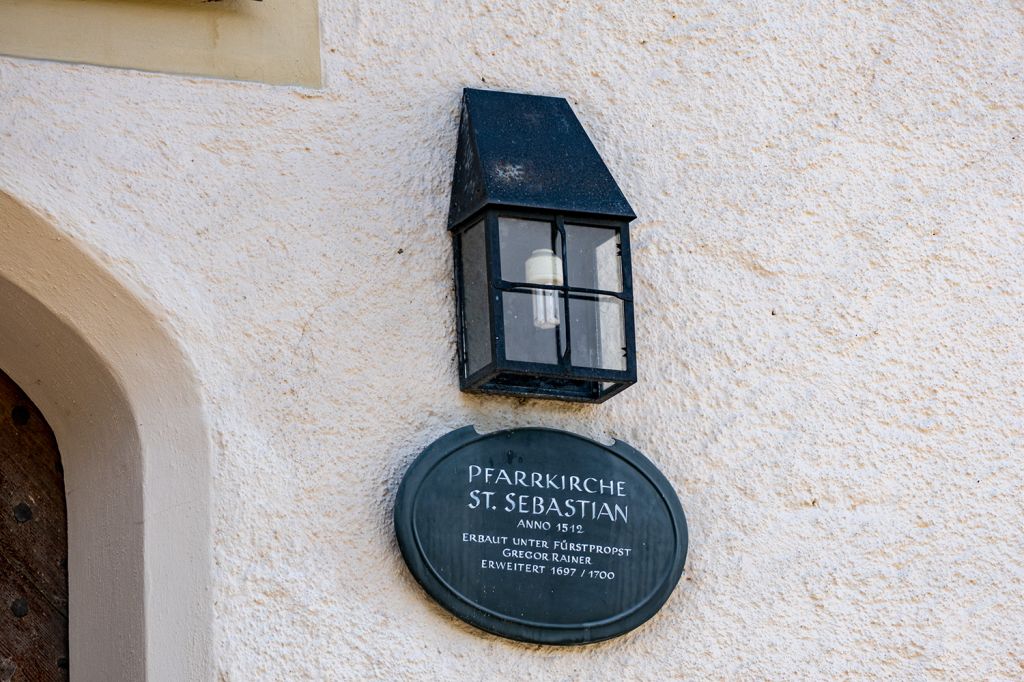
[0,0,321,87]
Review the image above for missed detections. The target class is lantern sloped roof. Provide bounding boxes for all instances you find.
[448,88,636,229]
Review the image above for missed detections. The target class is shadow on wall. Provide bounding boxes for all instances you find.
[0,190,213,681]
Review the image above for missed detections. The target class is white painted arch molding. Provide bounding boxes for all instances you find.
[0,190,213,681]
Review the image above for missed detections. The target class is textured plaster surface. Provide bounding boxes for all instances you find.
[1,1,1023,679]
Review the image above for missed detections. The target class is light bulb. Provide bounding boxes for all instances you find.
[525,248,563,330]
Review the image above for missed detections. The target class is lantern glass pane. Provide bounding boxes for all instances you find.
[568,294,627,371]
[565,224,621,292]
[502,290,567,365]
[498,217,560,284]
[460,220,491,376]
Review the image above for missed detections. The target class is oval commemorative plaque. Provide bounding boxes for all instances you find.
[394,426,687,644]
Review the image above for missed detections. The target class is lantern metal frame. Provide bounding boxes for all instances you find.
[452,208,637,403]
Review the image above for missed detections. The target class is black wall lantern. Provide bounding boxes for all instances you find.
[449,88,637,403]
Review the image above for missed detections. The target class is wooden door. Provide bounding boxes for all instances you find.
[0,368,68,681]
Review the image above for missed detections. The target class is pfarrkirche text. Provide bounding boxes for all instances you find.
[466,465,630,524]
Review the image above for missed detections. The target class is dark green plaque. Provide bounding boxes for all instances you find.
[394,426,687,644]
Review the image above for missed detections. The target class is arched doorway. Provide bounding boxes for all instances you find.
[0,190,214,680]
[0,368,68,681]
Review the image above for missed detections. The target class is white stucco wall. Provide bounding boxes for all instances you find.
[1,1,1022,679]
